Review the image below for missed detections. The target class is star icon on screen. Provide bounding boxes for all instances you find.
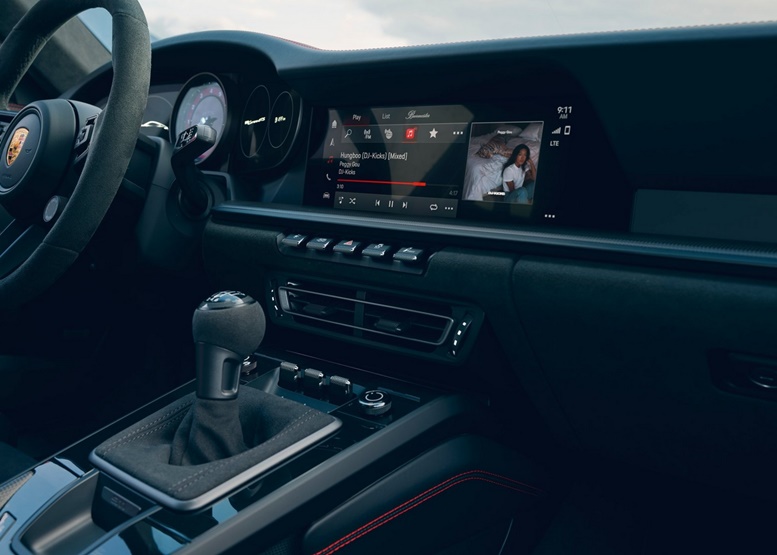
[429,128,439,139]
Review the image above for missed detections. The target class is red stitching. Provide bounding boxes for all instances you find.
[471,469,544,494]
[333,478,535,550]
[312,470,542,555]
[315,469,542,555]
[333,468,542,542]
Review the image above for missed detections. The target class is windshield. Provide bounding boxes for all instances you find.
[79,0,777,50]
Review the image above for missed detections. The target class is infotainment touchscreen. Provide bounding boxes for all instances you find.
[304,103,576,224]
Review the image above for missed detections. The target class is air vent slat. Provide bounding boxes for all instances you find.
[363,307,451,345]
[283,289,356,328]
[301,303,337,318]
[373,318,410,334]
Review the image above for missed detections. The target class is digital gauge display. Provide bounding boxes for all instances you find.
[171,73,227,164]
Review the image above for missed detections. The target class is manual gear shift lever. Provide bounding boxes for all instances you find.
[159,290,266,466]
[193,291,266,400]
[91,289,339,509]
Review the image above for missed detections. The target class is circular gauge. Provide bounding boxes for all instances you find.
[240,86,271,158]
[171,73,228,164]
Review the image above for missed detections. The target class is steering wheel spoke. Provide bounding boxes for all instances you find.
[0,219,46,280]
[72,109,100,168]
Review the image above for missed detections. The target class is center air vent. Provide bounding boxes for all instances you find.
[269,278,480,359]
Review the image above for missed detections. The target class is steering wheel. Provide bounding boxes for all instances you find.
[0,0,150,308]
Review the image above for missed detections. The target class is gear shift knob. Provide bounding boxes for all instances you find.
[192,291,266,400]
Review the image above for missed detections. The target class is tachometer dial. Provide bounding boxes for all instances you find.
[171,73,228,164]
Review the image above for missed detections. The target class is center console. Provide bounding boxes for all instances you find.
[0,294,547,555]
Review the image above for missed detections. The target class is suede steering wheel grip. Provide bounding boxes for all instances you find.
[0,0,150,308]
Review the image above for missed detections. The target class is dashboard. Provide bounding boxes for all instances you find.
[111,54,629,232]
[65,20,777,522]
[78,26,777,258]
[1,14,776,555]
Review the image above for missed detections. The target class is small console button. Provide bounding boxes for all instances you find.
[393,247,425,263]
[329,375,353,403]
[358,389,393,416]
[279,361,301,389]
[281,234,308,248]
[303,368,326,394]
[307,237,335,251]
[333,239,363,255]
[362,243,393,259]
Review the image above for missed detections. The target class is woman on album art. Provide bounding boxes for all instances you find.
[501,143,536,203]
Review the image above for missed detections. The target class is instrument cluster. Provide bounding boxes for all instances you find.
[164,72,302,171]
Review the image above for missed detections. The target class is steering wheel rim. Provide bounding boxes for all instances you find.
[0,0,150,308]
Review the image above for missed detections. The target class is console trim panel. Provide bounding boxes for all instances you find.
[88,419,342,512]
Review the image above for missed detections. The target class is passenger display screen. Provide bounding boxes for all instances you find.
[304,103,575,223]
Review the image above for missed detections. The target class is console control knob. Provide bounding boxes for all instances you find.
[358,389,392,416]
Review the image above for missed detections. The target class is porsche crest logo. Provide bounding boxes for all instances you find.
[6,127,29,167]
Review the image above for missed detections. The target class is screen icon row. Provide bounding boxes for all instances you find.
[333,192,458,218]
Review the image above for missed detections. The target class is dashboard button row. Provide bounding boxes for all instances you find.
[281,233,426,265]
